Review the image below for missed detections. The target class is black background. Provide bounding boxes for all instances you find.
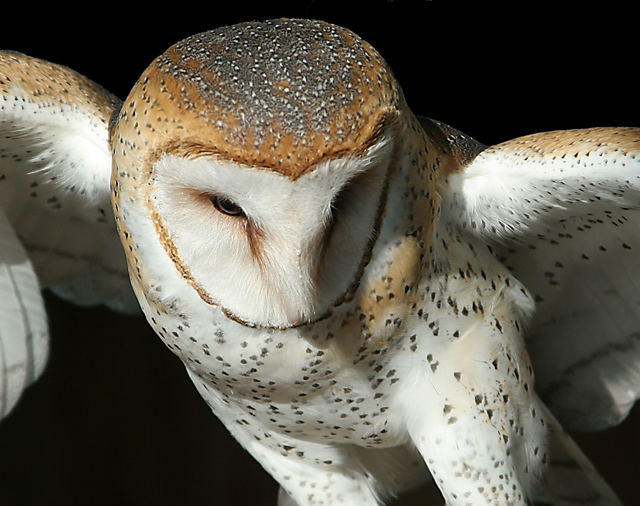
[0,1,638,505]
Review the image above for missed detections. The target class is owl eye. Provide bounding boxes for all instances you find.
[210,195,245,217]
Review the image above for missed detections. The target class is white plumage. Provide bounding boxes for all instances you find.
[1,18,639,506]
[0,50,137,419]
[441,128,640,430]
[0,209,47,417]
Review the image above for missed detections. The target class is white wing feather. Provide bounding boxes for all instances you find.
[0,50,138,417]
[439,127,640,430]
[0,208,47,417]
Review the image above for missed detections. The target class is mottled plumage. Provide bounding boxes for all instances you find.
[2,18,639,506]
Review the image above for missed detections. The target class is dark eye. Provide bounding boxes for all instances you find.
[210,195,245,217]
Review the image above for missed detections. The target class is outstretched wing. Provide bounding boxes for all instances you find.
[0,50,137,416]
[438,126,640,431]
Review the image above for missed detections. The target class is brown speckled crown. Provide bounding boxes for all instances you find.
[118,18,401,178]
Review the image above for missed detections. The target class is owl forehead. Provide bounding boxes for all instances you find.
[124,18,400,178]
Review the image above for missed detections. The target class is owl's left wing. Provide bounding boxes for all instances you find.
[0,50,138,417]
[437,125,640,431]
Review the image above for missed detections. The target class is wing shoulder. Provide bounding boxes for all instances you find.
[1,50,121,203]
[439,127,640,239]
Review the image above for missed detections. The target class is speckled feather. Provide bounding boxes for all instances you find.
[114,19,398,178]
[2,18,639,506]
[0,50,134,308]
[0,51,137,417]
[441,128,640,431]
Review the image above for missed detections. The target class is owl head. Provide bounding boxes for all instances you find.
[111,18,409,329]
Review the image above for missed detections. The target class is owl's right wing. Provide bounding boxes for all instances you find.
[0,50,138,417]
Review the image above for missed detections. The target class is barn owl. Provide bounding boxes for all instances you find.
[1,17,639,506]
